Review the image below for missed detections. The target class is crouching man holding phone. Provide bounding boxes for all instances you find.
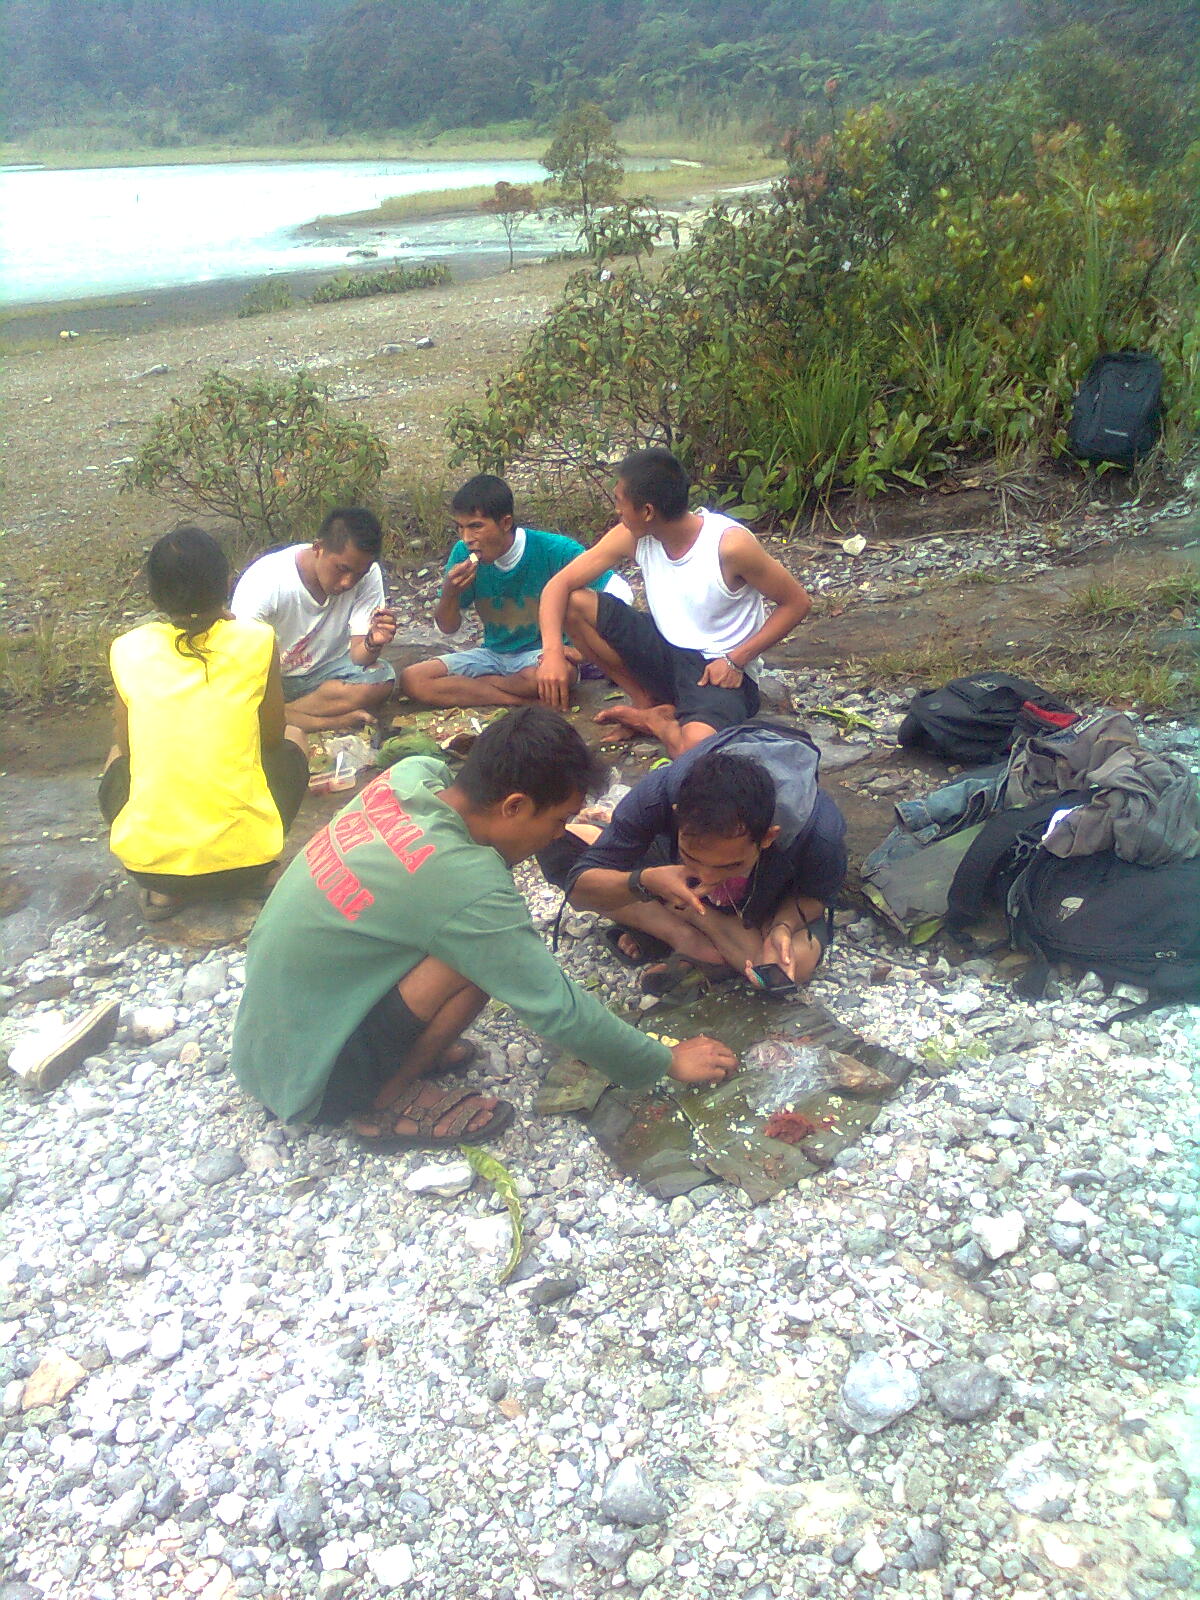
[545,727,847,997]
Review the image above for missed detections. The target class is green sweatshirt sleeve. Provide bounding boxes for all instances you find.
[423,883,671,1090]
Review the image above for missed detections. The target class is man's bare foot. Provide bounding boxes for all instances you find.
[593,703,676,743]
[287,708,377,733]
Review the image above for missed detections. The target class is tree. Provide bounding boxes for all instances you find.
[541,102,624,248]
[482,181,538,269]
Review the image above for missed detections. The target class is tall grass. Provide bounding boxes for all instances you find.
[616,109,771,160]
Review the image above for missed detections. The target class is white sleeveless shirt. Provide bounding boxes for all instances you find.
[636,509,765,657]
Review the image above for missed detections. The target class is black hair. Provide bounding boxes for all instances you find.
[451,473,515,523]
[616,447,691,520]
[675,752,775,842]
[317,506,384,557]
[146,524,229,669]
[458,706,605,811]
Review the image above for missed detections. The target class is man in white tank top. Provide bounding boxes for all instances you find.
[537,448,813,756]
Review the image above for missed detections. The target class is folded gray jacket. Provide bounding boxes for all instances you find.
[1005,711,1200,866]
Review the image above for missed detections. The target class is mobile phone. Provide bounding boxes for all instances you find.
[749,963,798,998]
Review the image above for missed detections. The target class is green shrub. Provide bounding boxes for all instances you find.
[122,370,389,539]
[448,75,1199,515]
[237,278,295,317]
[311,261,450,304]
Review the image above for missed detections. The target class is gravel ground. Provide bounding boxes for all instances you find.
[1,686,1197,1600]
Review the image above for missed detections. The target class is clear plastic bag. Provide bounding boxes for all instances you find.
[742,1046,829,1113]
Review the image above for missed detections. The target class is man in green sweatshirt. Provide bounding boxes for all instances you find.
[230,706,736,1149]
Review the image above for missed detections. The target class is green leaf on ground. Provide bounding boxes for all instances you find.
[460,1144,524,1282]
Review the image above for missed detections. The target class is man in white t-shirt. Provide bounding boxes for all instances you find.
[232,507,397,731]
[536,449,812,757]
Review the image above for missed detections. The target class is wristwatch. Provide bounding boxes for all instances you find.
[628,868,655,902]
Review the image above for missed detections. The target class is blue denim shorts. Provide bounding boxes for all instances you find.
[283,651,396,702]
[438,645,543,679]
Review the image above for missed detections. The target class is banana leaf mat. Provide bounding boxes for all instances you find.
[535,989,916,1203]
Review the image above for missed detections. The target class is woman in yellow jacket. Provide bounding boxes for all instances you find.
[101,525,309,920]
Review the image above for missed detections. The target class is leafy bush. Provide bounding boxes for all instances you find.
[310,262,450,304]
[122,371,389,539]
[237,278,294,318]
[449,74,1199,513]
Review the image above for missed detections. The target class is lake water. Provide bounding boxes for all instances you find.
[0,158,569,307]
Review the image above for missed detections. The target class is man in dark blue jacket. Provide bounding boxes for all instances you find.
[558,726,847,991]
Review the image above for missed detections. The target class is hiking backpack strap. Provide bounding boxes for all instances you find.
[944,794,1087,946]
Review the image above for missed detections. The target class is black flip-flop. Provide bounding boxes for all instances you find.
[601,925,672,968]
[640,954,733,998]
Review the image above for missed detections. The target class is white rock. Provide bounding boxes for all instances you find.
[215,1492,247,1525]
[404,1161,474,1197]
[320,1541,353,1572]
[181,959,228,1005]
[1042,1530,1082,1569]
[542,1230,573,1263]
[461,1214,512,1254]
[970,1210,1025,1259]
[149,1317,184,1363]
[997,1441,1077,1515]
[700,1367,731,1397]
[103,1328,148,1362]
[128,1006,176,1043]
[853,1534,887,1575]
[839,1353,922,1434]
[367,1545,415,1588]
[943,991,984,1016]
[1053,1197,1100,1228]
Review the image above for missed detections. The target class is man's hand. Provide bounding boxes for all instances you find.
[668,1035,738,1086]
[753,921,796,983]
[638,864,707,917]
[443,558,477,595]
[366,607,398,649]
[536,648,574,711]
[698,656,744,689]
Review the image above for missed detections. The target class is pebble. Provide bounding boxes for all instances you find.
[404,1160,474,1196]
[277,1477,324,1543]
[926,1360,1002,1422]
[193,1148,245,1186]
[600,1459,670,1526]
[148,1318,184,1363]
[970,1210,1025,1259]
[839,1353,921,1434]
[128,1005,176,1042]
[367,1545,415,1588]
[626,1549,664,1587]
[997,1442,1077,1517]
[99,1487,144,1532]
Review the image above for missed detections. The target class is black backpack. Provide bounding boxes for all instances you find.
[944,795,1089,942]
[1067,351,1163,470]
[1008,850,1200,1018]
[898,673,1076,766]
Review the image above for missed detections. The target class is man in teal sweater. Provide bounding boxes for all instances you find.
[230,707,736,1150]
[399,474,630,710]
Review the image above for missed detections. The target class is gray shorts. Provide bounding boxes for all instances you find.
[438,645,542,679]
[283,651,396,702]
